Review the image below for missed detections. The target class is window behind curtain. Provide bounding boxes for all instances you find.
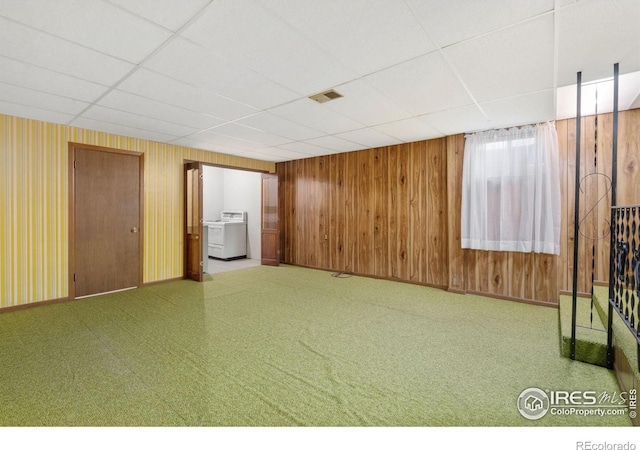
[461,122,561,255]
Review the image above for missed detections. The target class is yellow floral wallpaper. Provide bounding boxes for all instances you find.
[0,113,274,308]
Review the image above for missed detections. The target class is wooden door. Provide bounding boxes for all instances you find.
[261,173,279,266]
[185,162,204,281]
[72,146,143,298]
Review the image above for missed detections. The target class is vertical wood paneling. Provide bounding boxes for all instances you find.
[357,150,374,275]
[374,147,389,277]
[274,109,640,306]
[409,141,425,283]
[447,135,465,291]
[318,156,330,269]
[345,151,359,273]
[427,139,448,287]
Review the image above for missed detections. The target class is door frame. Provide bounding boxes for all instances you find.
[68,142,144,300]
[182,159,272,279]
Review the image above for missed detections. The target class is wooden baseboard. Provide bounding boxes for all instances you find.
[0,296,70,314]
[559,290,592,298]
[466,290,559,308]
[143,277,184,286]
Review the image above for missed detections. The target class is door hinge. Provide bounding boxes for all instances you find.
[73,160,77,169]
[73,273,76,281]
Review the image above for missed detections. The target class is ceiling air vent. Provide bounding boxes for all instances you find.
[309,89,343,104]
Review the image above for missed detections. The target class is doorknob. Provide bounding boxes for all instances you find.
[131,227,138,233]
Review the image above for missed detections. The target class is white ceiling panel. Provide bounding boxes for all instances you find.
[208,123,292,147]
[268,98,364,134]
[189,131,264,151]
[106,0,212,32]
[556,0,640,86]
[419,104,489,136]
[0,101,76,125]
[257,0,435,76]
[0,1,636,163]
[79,105,200,137]
[278,141,332,156]
[405,0,555,48]
[0,56,109,103]
[71,117,179,143]
[181,0,356,95]
[480,90,556,129]
[117,69,258,120]
[335,128,402,148]
[97,89,224,130]
[303,135,368,153]
[444,15,555,103]
[0,17,134,85]
[242,146,310,162]
[144,38,299,109]
[0,0,171,63]
[0,83,89,115]
[236,112,324,141]
[366,52,473,116]
[372,117,444,143]
[323,79,411,126]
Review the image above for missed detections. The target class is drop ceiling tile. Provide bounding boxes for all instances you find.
[365,52,473,116]
[480,90,555,129]
[418,104,489,136]
[242,146,308,162]
[443,15,555,103]
[97,90,225,129]
[0,0,171,63]
[268,98,364,134]
[193,131,264,151]
[0,83,89,115]
[0,17,134,85]
[303,135,368,153]
[372,118,444,143]
[321,79,412,126]
[0,56,109,102]
[0,101,76,125]
[181,0,356,95]
[117,69,258,120]
[257,0,435,76]
[144,38,299,109]
[236,112,323,141]
[278,140,333,156]
[335,128,402,148]
[81,105,200,137]
[208,123,292,147]
[405,0,555,48]
[556,0,640,86]
[107,0,211,31]
[71,117,179,142]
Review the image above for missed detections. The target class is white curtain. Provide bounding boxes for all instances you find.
[461,122,561,255]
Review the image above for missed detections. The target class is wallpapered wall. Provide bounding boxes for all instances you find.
[0,113,274,308]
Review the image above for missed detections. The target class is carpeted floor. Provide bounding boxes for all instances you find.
[0,265,631,426]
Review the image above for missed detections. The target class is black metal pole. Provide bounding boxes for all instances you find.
[606,63,619,369]
[570,71,582,360]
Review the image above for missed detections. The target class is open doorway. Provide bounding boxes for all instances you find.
[202,165,262,274]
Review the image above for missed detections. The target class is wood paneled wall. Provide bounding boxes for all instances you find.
[279,139,449,288]
[277,109,640,306]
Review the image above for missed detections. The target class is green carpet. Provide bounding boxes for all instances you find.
[0,265,631,426]
[559,295,608,367]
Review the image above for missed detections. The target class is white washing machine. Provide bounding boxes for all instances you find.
[204,211,247,260]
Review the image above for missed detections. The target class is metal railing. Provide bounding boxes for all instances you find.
[607,204,640,370]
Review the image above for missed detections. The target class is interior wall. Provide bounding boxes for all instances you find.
[0,113,274,309]
[203,165,224,221]
[277,109,640,305]
[222,168,261,260]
